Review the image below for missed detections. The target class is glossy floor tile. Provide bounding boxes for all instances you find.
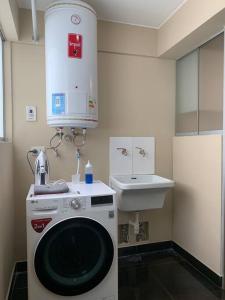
[9,272,28,300]
[119,250,225,300]
[9,250,225,300]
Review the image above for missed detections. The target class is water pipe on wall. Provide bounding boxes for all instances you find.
[129,212,140,235]
[31,0,39,41]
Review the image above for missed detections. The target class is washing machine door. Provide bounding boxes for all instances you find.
[34,217,114,296]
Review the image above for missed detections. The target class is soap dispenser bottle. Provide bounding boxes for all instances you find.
[85,160,93,184]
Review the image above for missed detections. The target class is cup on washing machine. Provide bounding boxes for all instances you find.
[72,173,80,184]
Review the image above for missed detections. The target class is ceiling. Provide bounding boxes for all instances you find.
[16,0,187,28]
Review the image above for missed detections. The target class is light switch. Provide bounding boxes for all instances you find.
[26,106,37,121]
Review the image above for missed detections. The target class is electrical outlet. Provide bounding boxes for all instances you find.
[30,146,45,155]
[118,224,129,244]
[136,221,149,242]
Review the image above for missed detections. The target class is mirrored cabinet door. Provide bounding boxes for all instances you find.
[199,33,224,132]
[176,50,199,134]
[176,33,224,135]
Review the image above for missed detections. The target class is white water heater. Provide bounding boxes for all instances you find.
[45,0,98,128]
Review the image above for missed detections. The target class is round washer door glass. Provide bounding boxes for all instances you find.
[34,217,114,296]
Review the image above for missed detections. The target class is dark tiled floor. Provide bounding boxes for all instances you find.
[119,250,225,300]
[9,272,28,300]
[9,250,225,300]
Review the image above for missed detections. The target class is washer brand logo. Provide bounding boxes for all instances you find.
[71,14,81,25]
[31,218,52,233]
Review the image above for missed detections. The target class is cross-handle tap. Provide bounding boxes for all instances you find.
[117,147,128,156]
[136,147,146,157]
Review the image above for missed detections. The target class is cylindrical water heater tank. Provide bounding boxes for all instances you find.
[45,0,98,128]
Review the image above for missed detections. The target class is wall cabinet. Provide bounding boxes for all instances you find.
[176,33,224,135]
[176,50,198,134]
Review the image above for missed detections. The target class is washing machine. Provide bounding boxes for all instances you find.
[26,181,117,300]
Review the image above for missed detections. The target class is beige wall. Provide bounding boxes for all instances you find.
[158,0,225,58]
[4,1,225,58]
[4,42,13,141]
[173,135,222,275]
[0,0,19,41]
[98,20,157,57]
[19,9,158,56]
[0,142,15,300]
[11,10,175,259]
[19,9,45,44]
[19,3,225,60]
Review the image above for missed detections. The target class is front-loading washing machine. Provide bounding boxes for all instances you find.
[26,181,117,300]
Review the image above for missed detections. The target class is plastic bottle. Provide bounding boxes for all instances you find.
[85,160,93,184]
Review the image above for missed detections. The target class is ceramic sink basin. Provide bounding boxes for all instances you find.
[110,174,174,190]
[110,174,175,211]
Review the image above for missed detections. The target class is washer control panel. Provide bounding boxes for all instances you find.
[28,194,115,216]
[71,198,81,210]
[91,195,113,206]
[30,199,59,211]
[62,197,86,211]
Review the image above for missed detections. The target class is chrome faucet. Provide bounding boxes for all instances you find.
[116,147,128,156]
[136,147,146,157]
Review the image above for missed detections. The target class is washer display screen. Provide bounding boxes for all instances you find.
[34,217,114,296]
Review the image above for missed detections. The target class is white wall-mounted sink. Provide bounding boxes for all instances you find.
[110,174,175,211]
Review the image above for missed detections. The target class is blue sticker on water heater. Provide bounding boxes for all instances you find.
[52,93,65,115]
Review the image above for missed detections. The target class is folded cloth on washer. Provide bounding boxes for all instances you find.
[34,183,69,195]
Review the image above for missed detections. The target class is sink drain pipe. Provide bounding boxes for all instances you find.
[129,212,140,235]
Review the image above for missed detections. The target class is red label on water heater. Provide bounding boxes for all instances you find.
[68,33,82,59]
[31,218,52,233]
